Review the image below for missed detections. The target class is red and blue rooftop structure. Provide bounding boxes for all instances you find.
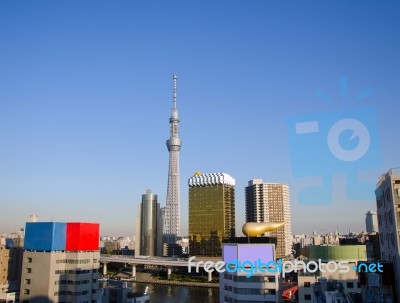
[24,222,99,252]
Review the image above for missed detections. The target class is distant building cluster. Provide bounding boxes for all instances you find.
[292,232,341,256]
[100,236,135,255]
[0,229,24,249]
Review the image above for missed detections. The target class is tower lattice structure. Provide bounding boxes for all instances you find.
[164,75,182,237]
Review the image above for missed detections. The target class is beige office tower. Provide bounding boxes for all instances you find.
[245,179,292,258]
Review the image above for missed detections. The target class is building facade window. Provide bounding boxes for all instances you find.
[346,282,354,288]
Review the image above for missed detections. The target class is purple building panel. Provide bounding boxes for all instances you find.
[223,244,275,263]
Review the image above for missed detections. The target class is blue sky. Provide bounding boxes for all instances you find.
[0,1,399,236]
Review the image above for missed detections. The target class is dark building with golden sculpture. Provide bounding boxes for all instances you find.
[188,172,235,257]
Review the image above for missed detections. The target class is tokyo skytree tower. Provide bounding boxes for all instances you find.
[163,75,182,237]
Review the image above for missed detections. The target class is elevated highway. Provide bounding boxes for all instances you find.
[99,255,220,281]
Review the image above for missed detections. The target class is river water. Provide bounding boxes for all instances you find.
[131,282,219,303]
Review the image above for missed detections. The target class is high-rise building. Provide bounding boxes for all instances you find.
[365,210,379,233]
[188,172,235,256]
[164,75,182,237]
[245,179,292,258]
[136,189,163,257]
[375,169,400,302]
[19,222,100,303]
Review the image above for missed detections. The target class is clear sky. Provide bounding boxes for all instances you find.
[0,1,399,236]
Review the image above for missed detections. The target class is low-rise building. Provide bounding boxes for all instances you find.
[358,261,394,303]
[0,244,23,299]
[298,245,367,303]
[102,281,149,303]
[219,243,280,303]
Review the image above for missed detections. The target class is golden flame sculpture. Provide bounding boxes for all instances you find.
[242,222,285,237]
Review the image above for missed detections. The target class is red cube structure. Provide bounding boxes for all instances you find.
[66,222,99,251]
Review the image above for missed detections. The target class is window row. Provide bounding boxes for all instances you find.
[224,284,276,295]
[224,297,275,303]
[56,259,91,264]
[55,279,90,285]
[223,273,275,282]
[54,290,89,296]
[55,269,91,275]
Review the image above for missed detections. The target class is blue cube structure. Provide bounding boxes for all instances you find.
[24,222,66,251]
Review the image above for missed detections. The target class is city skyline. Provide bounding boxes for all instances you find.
[0,2,399,236]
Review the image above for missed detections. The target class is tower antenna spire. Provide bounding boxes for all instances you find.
[173,74,177,109]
